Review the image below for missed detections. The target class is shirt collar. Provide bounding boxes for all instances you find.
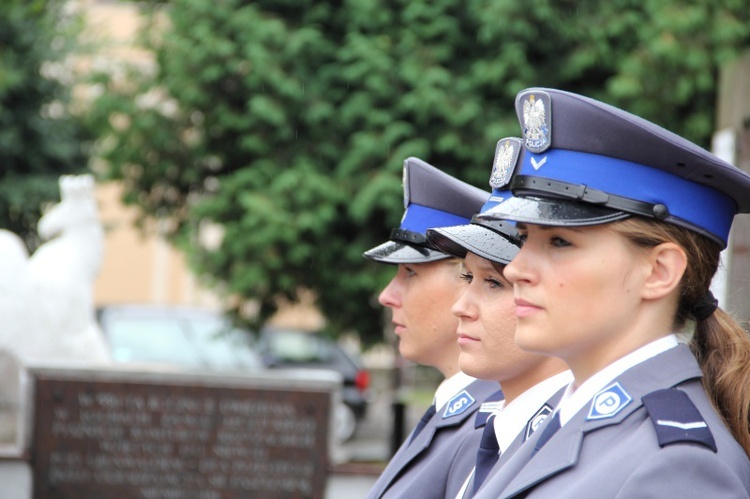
[557,334,679,426]
[434,371,477,411]
[492,370,573,453]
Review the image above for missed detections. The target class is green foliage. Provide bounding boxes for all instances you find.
[86,0,750,345]
[0,0,90,248]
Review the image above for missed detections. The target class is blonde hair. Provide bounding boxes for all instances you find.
[611,217,750,456]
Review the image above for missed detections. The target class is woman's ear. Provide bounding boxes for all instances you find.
[642,242,687,301]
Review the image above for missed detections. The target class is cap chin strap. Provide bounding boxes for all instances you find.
[511,175,670,221]
[469,215,521,244]
[389,228,435,253]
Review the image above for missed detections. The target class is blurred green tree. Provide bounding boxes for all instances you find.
[85,0,750,345]
[0,0,90,249]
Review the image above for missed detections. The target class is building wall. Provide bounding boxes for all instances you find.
[92,182,219,309]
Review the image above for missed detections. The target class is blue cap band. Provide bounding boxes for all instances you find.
[481,189,515,213]
[401,204,471,234]
[520,149,737,243]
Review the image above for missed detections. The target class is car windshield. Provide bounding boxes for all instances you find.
[265,329,334,363]
[104,311,262,371]
[108,317,197,365]
[189,320,260,369]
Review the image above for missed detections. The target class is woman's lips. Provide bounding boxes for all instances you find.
[514,297,542,318]
[457,331,479,345]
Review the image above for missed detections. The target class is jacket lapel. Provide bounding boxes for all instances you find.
[370,379,496,498]
[397,381,492,469]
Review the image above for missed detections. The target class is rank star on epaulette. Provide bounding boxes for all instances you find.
[490,137,521,189]
[519,91,551,153]
[443,390,476,418]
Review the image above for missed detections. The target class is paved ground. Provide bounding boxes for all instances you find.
[326,472,381,498]
[326,382,391,498]
[325,369,432,498]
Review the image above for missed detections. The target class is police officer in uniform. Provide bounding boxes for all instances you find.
[472,88,750,498]
[425,138,572,498]
[363,157,499,499]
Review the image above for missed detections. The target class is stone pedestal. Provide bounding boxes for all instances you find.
[6,364,340,499]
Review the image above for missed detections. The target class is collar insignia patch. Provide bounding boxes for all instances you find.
[443,389,476,419]
[587,382,632,420]
[525,403,554,440]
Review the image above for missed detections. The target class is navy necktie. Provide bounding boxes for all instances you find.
[530,411,561,459]
[410,403,436,443]
[473,415,499,494]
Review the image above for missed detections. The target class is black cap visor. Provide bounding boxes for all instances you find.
[363,240,448,264]
[427,223,519,265]
[477,194,631,227]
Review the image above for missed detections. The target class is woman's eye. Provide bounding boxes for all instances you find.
[484,277,506,289]
[516,234,527,246]
[459,272,473,284]
[404,266,417,277]
[550,236,572,248]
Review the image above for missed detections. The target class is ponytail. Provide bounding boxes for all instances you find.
[690,310,750,455]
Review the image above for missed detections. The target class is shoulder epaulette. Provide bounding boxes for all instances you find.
[642,388,717,452]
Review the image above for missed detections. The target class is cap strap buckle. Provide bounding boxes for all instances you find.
[511,175,670,220]
[390,228,431,247]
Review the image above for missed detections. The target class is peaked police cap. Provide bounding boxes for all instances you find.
[478,88,750,248]
[364,157,488,263]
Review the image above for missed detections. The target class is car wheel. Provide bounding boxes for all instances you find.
[334,402,357,442]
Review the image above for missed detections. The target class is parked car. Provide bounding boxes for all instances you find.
[96,304,263,372]
[96,305,367,442]
[255,326,371,441]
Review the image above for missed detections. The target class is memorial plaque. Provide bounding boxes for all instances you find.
[29,368,337,499]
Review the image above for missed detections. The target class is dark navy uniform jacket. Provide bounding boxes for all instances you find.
[474,345,750,498]
[366,379,498,499]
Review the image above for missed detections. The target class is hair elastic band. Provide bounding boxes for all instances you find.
[692,291,718,321]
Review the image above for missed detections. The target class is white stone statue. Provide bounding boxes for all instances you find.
[0,174,110,365]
